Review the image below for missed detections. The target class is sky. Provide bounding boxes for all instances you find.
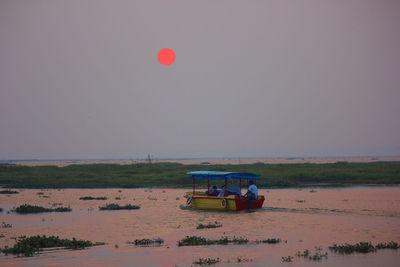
[0,0,399,160]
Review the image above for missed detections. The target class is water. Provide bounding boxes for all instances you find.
[1,187,399,266]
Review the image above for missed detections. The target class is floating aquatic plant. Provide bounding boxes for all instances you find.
[130,238,164,246]
[178,236,248,246]
[256,238,281,244]
[193,258,220,265]
[236,256,252,263]
[282,255,293,262]
[79,196,108,200]
[0,235,103,257]
[375,241,399,249]
[196,221,222,229]
[98,203,140,210]
[330,242,375,254]
[13,204,71,214]
[0,190,18,194]
[296,247,328,261]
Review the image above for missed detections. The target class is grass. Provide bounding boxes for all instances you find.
[0,161,399,188]
[196,221,222,229]
[0,190,19,194]
[79,196,108,200]
[178,236,248,246]
[13,204,71,214]
[98,203,140,210]
[0,235,103,257]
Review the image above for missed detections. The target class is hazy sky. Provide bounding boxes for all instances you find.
[1,0,399,160]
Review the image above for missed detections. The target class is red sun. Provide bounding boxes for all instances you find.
[158,48,175,66]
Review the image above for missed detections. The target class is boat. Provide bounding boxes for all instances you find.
[184,171,265,211]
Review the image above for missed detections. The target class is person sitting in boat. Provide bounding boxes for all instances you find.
[217,185,226,197]
[244,180,258,211]
[208,186,219,196]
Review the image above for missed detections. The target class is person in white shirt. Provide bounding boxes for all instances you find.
[244,180,258,211]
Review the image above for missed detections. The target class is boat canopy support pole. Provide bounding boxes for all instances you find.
[207,179,210,192]
[240,177,242,192]
[193,178,195,194]
[224,178,227,195]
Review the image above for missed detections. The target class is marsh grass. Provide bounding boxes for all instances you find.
[98,203,140,210]
[13,204,71,214]
[196,221,222,229]
[0,190,18,194]
[0,235,103,257]
[79,196,107,200]
[1,162,399,188]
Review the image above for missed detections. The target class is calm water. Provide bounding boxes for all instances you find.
[1,186,399,266]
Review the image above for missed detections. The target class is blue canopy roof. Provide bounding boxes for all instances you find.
[187,171,260,180]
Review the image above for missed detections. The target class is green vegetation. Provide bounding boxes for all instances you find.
[0,162,399,188]
[296,247,328,261]
[196,221,222,229]
[98,203,140,210]
[256,238,281,244]
[0,235,103,257]
[236,257,252,263]
[330,241,400,254]
[13,204,71,214]
[330,242,375,254]
[79,196,108,200]
[0,190,18,194]
[131,238,164,246]
[193,258,220,265]
[178,236,248,246]
[376,241,400,249]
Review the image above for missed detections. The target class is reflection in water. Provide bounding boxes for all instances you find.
[0,187,399,266]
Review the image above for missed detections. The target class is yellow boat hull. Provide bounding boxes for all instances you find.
[185,192,264,211]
